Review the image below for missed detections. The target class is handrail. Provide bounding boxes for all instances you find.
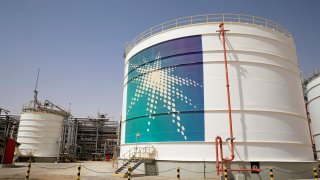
[116,146,156,169]
[124,13,293,56]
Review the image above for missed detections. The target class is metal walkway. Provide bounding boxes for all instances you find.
[113,146,156,177]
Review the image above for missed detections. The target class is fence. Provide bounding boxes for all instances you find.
[22,162,318,180]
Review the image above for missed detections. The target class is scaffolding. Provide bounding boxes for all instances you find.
[59,114,119,162]
[0,108,20,164]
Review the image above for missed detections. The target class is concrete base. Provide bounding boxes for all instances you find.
[133,160,317,180]
[18,156,57,163]
[145,160,157,175]
[0,164,16,168]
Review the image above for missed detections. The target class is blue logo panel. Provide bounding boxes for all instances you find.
[125,36,204,143]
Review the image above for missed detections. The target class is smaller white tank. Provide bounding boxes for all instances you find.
[17,111,64,157]
[306,73,320,159]
[17,69,70,160]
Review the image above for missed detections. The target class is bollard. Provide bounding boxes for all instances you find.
[269,166,274,180]
[224,167,228,180]
[318,162,320,174]
[25,160,31,180]
[77,164,81,180]
[314,167,318,180]
[128,165,132,180]
[177,167,180,180]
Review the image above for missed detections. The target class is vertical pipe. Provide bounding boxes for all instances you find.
[71,121,74,146]
[75,120,78,145]
[95,128,99,155]
[67,123,71,148]
[57,137,61,162]
[177,167,180,180]
[220,23,235,160]
[104,142,107,157]
[215,136,224,175]
[5,119,10,137]
[203,158,206,179]
[219,23,235,161]
[215,22,235,176]
[63,122,67,152]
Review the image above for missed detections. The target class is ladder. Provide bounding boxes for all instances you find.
[113,146,156,177]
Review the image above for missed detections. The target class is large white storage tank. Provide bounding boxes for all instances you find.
[17,111,64,159]
[306,73,320,159]
[121,14,313,163]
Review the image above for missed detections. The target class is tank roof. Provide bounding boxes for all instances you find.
[22,99,70,117]
[303,71,320,85]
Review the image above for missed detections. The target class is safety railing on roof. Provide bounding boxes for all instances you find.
[124,13,292,56]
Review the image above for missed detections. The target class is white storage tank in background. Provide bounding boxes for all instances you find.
[17,111,64,158]
[121,14,314,164]
[306,73,320,159]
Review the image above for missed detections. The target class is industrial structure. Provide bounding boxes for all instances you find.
[59,115,119,162]
[18,107,118,162]
[16,70,119,162]
[305,72,320,159]
[0,108,20,165]
[120,13,315,179]
[17,99,118,162]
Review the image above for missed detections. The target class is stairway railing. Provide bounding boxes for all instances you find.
[116,146,156,169]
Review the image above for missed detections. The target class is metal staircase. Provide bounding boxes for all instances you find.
[113,146,156,177]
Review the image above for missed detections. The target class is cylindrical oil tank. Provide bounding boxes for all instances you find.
[17,111,64,158]
[121,14,313,162]
[306,74,320,159]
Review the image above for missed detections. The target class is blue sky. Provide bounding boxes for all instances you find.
[0,0,319,119]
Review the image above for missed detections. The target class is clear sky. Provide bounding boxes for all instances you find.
[0,0,319,119]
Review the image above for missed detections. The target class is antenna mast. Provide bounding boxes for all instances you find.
[34,68,40,108]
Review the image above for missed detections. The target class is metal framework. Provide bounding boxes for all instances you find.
[0,108,20,164]
[59,114,119,161]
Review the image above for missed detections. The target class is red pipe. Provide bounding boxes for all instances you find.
[215,136,224,175]
[220,22,235,161]
[215,22,235,175]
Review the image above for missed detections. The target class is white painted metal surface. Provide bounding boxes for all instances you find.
[121,14,313,162]
[306,75,320,159]
[17,112,64,157]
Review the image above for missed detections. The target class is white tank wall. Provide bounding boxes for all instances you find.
[17,112,64,157]
[121,22,313,161]
[306,76,320,159]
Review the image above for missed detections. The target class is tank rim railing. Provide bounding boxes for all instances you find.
[124,13,292,56]
[303,70,320,85]
[22,99,70,117]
